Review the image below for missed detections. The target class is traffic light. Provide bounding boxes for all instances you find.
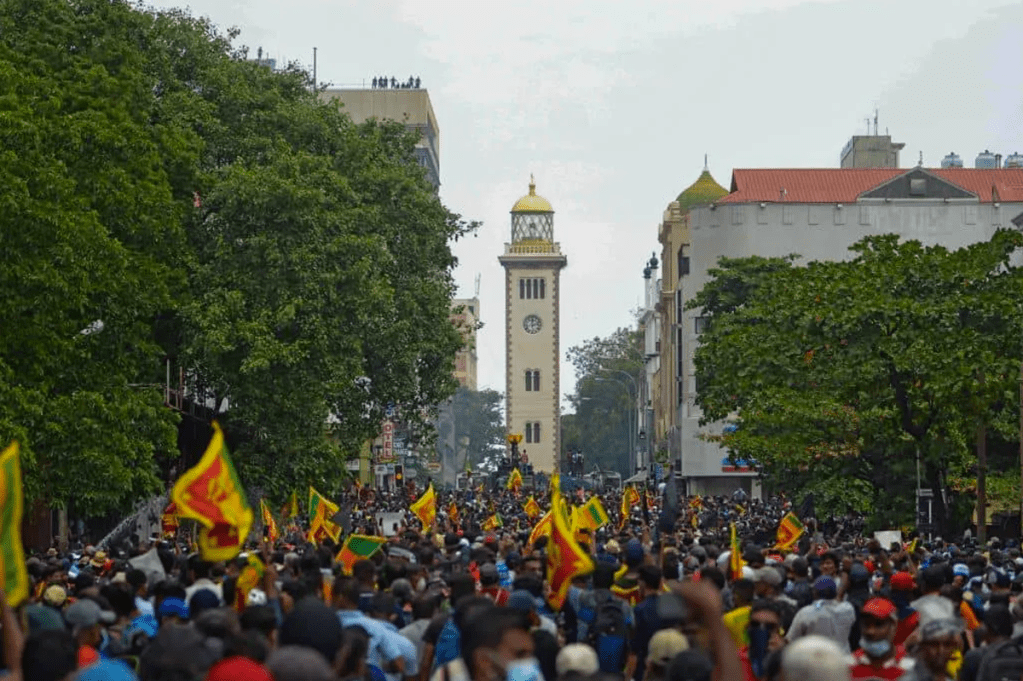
[394,464,404,482]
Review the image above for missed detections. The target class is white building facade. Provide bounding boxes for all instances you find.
[679,166,1023,496]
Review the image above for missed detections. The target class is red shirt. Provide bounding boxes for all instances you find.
[894,612,918,648]
[481,586,509,606]
[849,645,914,680]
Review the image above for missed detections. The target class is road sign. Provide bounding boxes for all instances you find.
[427,461,442,474]
[406,468,418,480]
[345,460,361,472]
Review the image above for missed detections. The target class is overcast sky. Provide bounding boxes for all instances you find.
[149,0,1023,405]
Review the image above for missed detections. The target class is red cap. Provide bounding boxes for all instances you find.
[861,597,897,621]
[206,657,272,681]
[890,571,915,591]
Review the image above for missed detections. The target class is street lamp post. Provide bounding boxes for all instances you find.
[596,368,641,471]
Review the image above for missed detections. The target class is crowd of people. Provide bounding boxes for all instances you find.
[2,481,1022,681]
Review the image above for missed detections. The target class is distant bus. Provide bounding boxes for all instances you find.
[585,470,622,492]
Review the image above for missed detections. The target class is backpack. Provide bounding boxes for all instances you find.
[976,637,1023,681]
[586,590,628,673]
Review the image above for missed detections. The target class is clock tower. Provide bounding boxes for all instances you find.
[499,176,567,473]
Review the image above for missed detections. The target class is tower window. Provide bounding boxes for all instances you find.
[525,421,541,443]
[523,370,539,391]
[519,278,546,300]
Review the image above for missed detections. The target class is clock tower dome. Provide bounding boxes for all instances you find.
[499,176,567,473]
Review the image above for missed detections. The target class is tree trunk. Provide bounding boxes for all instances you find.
[977,422,987,543]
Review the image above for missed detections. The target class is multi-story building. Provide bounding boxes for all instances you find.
[651,166,729,477]
[499,177,567,473]
[320,83,440,189]
[450,298,479,390]
[679,163,1023,496]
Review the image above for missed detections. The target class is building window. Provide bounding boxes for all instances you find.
[519,278,546,300]
[695,316,710,334]
[678,245,690,277]
[525,421,541,444]
[524,370,540,391]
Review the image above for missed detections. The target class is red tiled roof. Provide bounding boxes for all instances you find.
[716,168,1023,204]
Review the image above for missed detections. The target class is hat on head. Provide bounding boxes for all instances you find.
[46,547,58,557]
[848,563,870,585]
[648,629,690,665]
[65,599,116,629]
[812,576,837,599]
[74,659,140,681]
[605,539,621,554]
[861,597,897,622]
[555,644,599,677]
[919,617,962,642]
[890,571,915,591]
[43,584,67,608]
[206,656,273,681]
[953,564,970,578]
[90,551,107,568]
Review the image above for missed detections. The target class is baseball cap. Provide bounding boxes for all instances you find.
[860,597,897,622]
[890,572,916,591]
[812,576,837,599]
[555,644,599,677]
[953,564,970,578]
[64,599,115,628]
[648,629,690,665]
[157,597,189,620]
[506,590,536,612]
[605,539,621,554]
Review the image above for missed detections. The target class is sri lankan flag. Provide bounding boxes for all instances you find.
[233,553,265,612]
[410,484,437,531]
[620,486,640,529]
[546,481,594,610]
[282,490,299,519]
[447,501,459,524]
[336,534,387,575]
[260,499,279,544]
[729,522,744,581]
[308,487,341,544]
[774,512,804,550]
[0,442,29,607]
[482,513,503,531]
[578,496,610,530]
[524,496,541,519]
[507,468,523,492]
[171,422,254,562]
[528,510,553,547]
[161,502,179,537]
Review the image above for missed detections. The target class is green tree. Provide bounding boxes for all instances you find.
[564,327,644,475]
[439,387,505,471]
[0,0,476,514]
[692,231,1023,531]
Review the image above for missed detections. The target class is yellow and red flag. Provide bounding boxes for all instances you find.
[336,534,387,575]
[281,490,299,519]
[729,522,744,581]
[482,513,503,531]
[774,512,804,550]
[308,487,341,544]
[619,486,640,529]
[171,422,254,562]
[528,510,553,546]
[410,483,437,531]
[507,468,523,492]
[161,502,179,537]
[447,500,459,524]
[524,496,541,519]
[546,482,594,610]
[0,442,29,607]
[260,499,279,544]
[578,496,610,531]
[233,553,265,612]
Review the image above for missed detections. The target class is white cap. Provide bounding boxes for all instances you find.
[556,644,599,677]
[246,588,268,606]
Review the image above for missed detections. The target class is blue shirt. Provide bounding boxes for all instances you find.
[433,618,460,671]
[338,609,414,677]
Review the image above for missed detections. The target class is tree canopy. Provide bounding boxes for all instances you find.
[691,231,1023,531]
[0,0,474,515]
[563,327,644,475]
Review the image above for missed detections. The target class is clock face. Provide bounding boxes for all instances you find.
[523,314,542,334]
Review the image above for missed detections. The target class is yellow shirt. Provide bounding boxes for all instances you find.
[723,605,751,648]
